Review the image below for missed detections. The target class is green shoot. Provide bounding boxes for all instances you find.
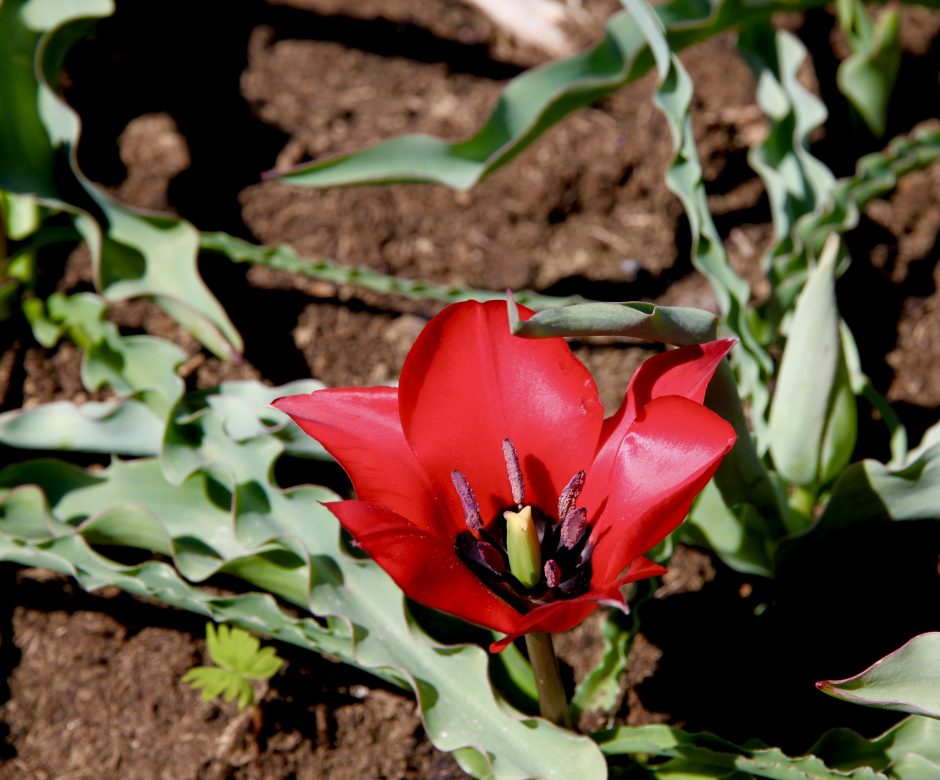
[182,623,285,711]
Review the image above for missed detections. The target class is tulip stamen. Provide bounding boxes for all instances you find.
[451,469,483,532]
[544,560,560,589]
[452,460,595,608]
[501,438,525,506]
[560,507,587,549]
[557,470,586,523]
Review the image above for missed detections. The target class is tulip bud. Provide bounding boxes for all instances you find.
[504,506,542,588]
[769,235,857,488]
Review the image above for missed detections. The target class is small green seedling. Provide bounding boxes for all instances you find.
[183,623,285,711]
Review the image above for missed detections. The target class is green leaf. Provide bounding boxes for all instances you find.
[0,0,241,357]
[704,362,788,537]
[35,292,188,409]
[818,336,858,487]
[272,0,837,192]
[0,392,607,779]
[0,317,326,462]
[817,633,940,719]
[182,665,256,710]
[200,231,582,312]
[738,24,836,318]
[792,127,940,288]
[571,610,637,719]
[596,723,885,778]
[186,621,285,711]
[815,422,940,534]
[76,205,241,360]
[685,480,775,577]
[836,5,901,137]
[508,300,717,346]
[812,715,940,777]
[618,0,773,461]
[0,190,42,242]
[0,398,163,455]
[769,236,855,487]
[0,0,82,197]
[840,323,908,466]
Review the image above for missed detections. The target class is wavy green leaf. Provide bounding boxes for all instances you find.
[685,479,775,577]
[596,723,884,778]
[817,633,940,719]
[0,388,606,779]
[786,127,940,302]
[0,398,163,455]
[619,0,773,464]
[811,716,940,777]
[814,420,940,535]
[738,24,836,316]
[0,290,327,461]
[0,0,241,357]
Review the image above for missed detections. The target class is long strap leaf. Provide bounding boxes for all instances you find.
[273,0,849,191]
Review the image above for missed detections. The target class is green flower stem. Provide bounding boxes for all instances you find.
[524,632,571,728]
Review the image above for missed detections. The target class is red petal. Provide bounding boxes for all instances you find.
[587,339,734,508]
[489,600,602,653]
[273,388,443,534]
[399,301,604,525]
[329,501,523,633]
[588,395,736,584]
[614,555,667,586]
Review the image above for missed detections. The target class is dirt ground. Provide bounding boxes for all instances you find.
[2,0,940,777]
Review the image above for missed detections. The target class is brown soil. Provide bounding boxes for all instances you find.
[3,0,940,777]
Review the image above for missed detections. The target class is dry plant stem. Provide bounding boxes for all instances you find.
[524,632,571,728]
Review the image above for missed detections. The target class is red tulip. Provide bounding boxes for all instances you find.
[274,301,736,652]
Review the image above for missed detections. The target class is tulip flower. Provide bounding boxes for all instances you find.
[274,300,735,723]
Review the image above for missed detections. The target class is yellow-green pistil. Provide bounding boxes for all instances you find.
[504,505,542,588]
[452,439,591,598]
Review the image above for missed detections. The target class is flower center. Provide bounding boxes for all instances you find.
[452,438,593,613]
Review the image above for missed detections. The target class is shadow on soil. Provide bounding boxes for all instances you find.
[636,519,940,754]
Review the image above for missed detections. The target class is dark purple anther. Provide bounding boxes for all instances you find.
[557,470,586,522]
[478,541,506,574]
[451,470,483,532]
[544,560,560,589]
[561,507,587,549]
[501,438,525,505]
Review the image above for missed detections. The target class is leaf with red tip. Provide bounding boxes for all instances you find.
[817,632,940,719]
